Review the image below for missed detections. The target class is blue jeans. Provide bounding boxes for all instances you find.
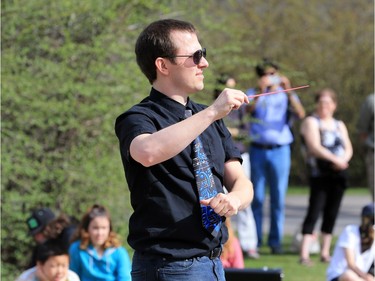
[131,251,225,281]
[250,144,291,248]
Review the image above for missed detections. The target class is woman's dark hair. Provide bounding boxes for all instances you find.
[135,19,196,84]
[255,57,279,77]
[314,88,338,104]
[36,239,68,264]
[360,203,374,253]
[71,204,121,249]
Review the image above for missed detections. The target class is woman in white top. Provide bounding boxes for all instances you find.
[326,203,374,281]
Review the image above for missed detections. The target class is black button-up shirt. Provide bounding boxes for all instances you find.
[115,88,242,258]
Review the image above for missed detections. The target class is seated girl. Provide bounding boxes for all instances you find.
[326,203,374,281]
[69,204,131,281]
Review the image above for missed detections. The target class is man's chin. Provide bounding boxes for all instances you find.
[196,83,205,91]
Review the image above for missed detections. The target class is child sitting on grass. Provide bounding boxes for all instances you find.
[16,239,80,281]
[326,203,374,281]
[220,218,245,269]
[69,204,131,281]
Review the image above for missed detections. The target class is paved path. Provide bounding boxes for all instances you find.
[262,193,371,236]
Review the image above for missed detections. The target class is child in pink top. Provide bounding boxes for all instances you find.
[220,219,245,269]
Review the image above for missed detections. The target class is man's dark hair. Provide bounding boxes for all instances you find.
[36,239,68,264]
[255,57,279,77]
[135,19,196,84]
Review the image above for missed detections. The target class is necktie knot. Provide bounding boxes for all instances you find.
[185,109,192,118]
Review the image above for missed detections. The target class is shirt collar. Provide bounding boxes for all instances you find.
[149,88,194,119]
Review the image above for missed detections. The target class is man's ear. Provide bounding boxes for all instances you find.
[155,58,169,76]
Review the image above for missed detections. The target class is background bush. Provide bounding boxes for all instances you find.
[2,0,373,279]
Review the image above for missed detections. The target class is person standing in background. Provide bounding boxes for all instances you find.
[214,75,259,259]
[246,58,305,254]
[357,93,374,201]
[299,88,353,266]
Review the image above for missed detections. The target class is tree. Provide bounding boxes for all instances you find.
[2,0,373,279]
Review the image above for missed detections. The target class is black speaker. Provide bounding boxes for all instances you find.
[225,268,284,281]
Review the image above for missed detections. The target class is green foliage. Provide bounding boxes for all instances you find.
[1,0,170,279]
[1,0,373,280]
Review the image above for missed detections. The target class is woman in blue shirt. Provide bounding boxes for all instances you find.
[69,204,131,281]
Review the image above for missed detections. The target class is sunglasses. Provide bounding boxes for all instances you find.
[168,48,206,65]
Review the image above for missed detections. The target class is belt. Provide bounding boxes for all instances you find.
[252,142,282,150]
[201,246,222,260]
[137,246,222,261]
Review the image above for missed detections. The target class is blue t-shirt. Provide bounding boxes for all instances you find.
[246,87,297,145]
[69,241,131,281]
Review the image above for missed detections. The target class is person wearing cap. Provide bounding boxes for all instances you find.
[26,208,56,268]
[326,203,375,281]
[26,208,77,269]
[27,208,56,243]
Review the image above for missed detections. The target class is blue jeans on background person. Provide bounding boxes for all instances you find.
[131,251,225,281]
[250,144,291,251]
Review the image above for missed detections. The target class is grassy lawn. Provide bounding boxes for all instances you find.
[244,235,330,281]
[241,186,369,281]
[287,185,369,195]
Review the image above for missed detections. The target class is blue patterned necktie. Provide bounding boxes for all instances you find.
[185,110,222,237]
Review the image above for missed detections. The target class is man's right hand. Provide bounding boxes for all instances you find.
[209,88,249,120]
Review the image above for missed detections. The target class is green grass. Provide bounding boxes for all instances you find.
[287,185,369,195]
[244,186,369,281]
[244,235,331,281]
